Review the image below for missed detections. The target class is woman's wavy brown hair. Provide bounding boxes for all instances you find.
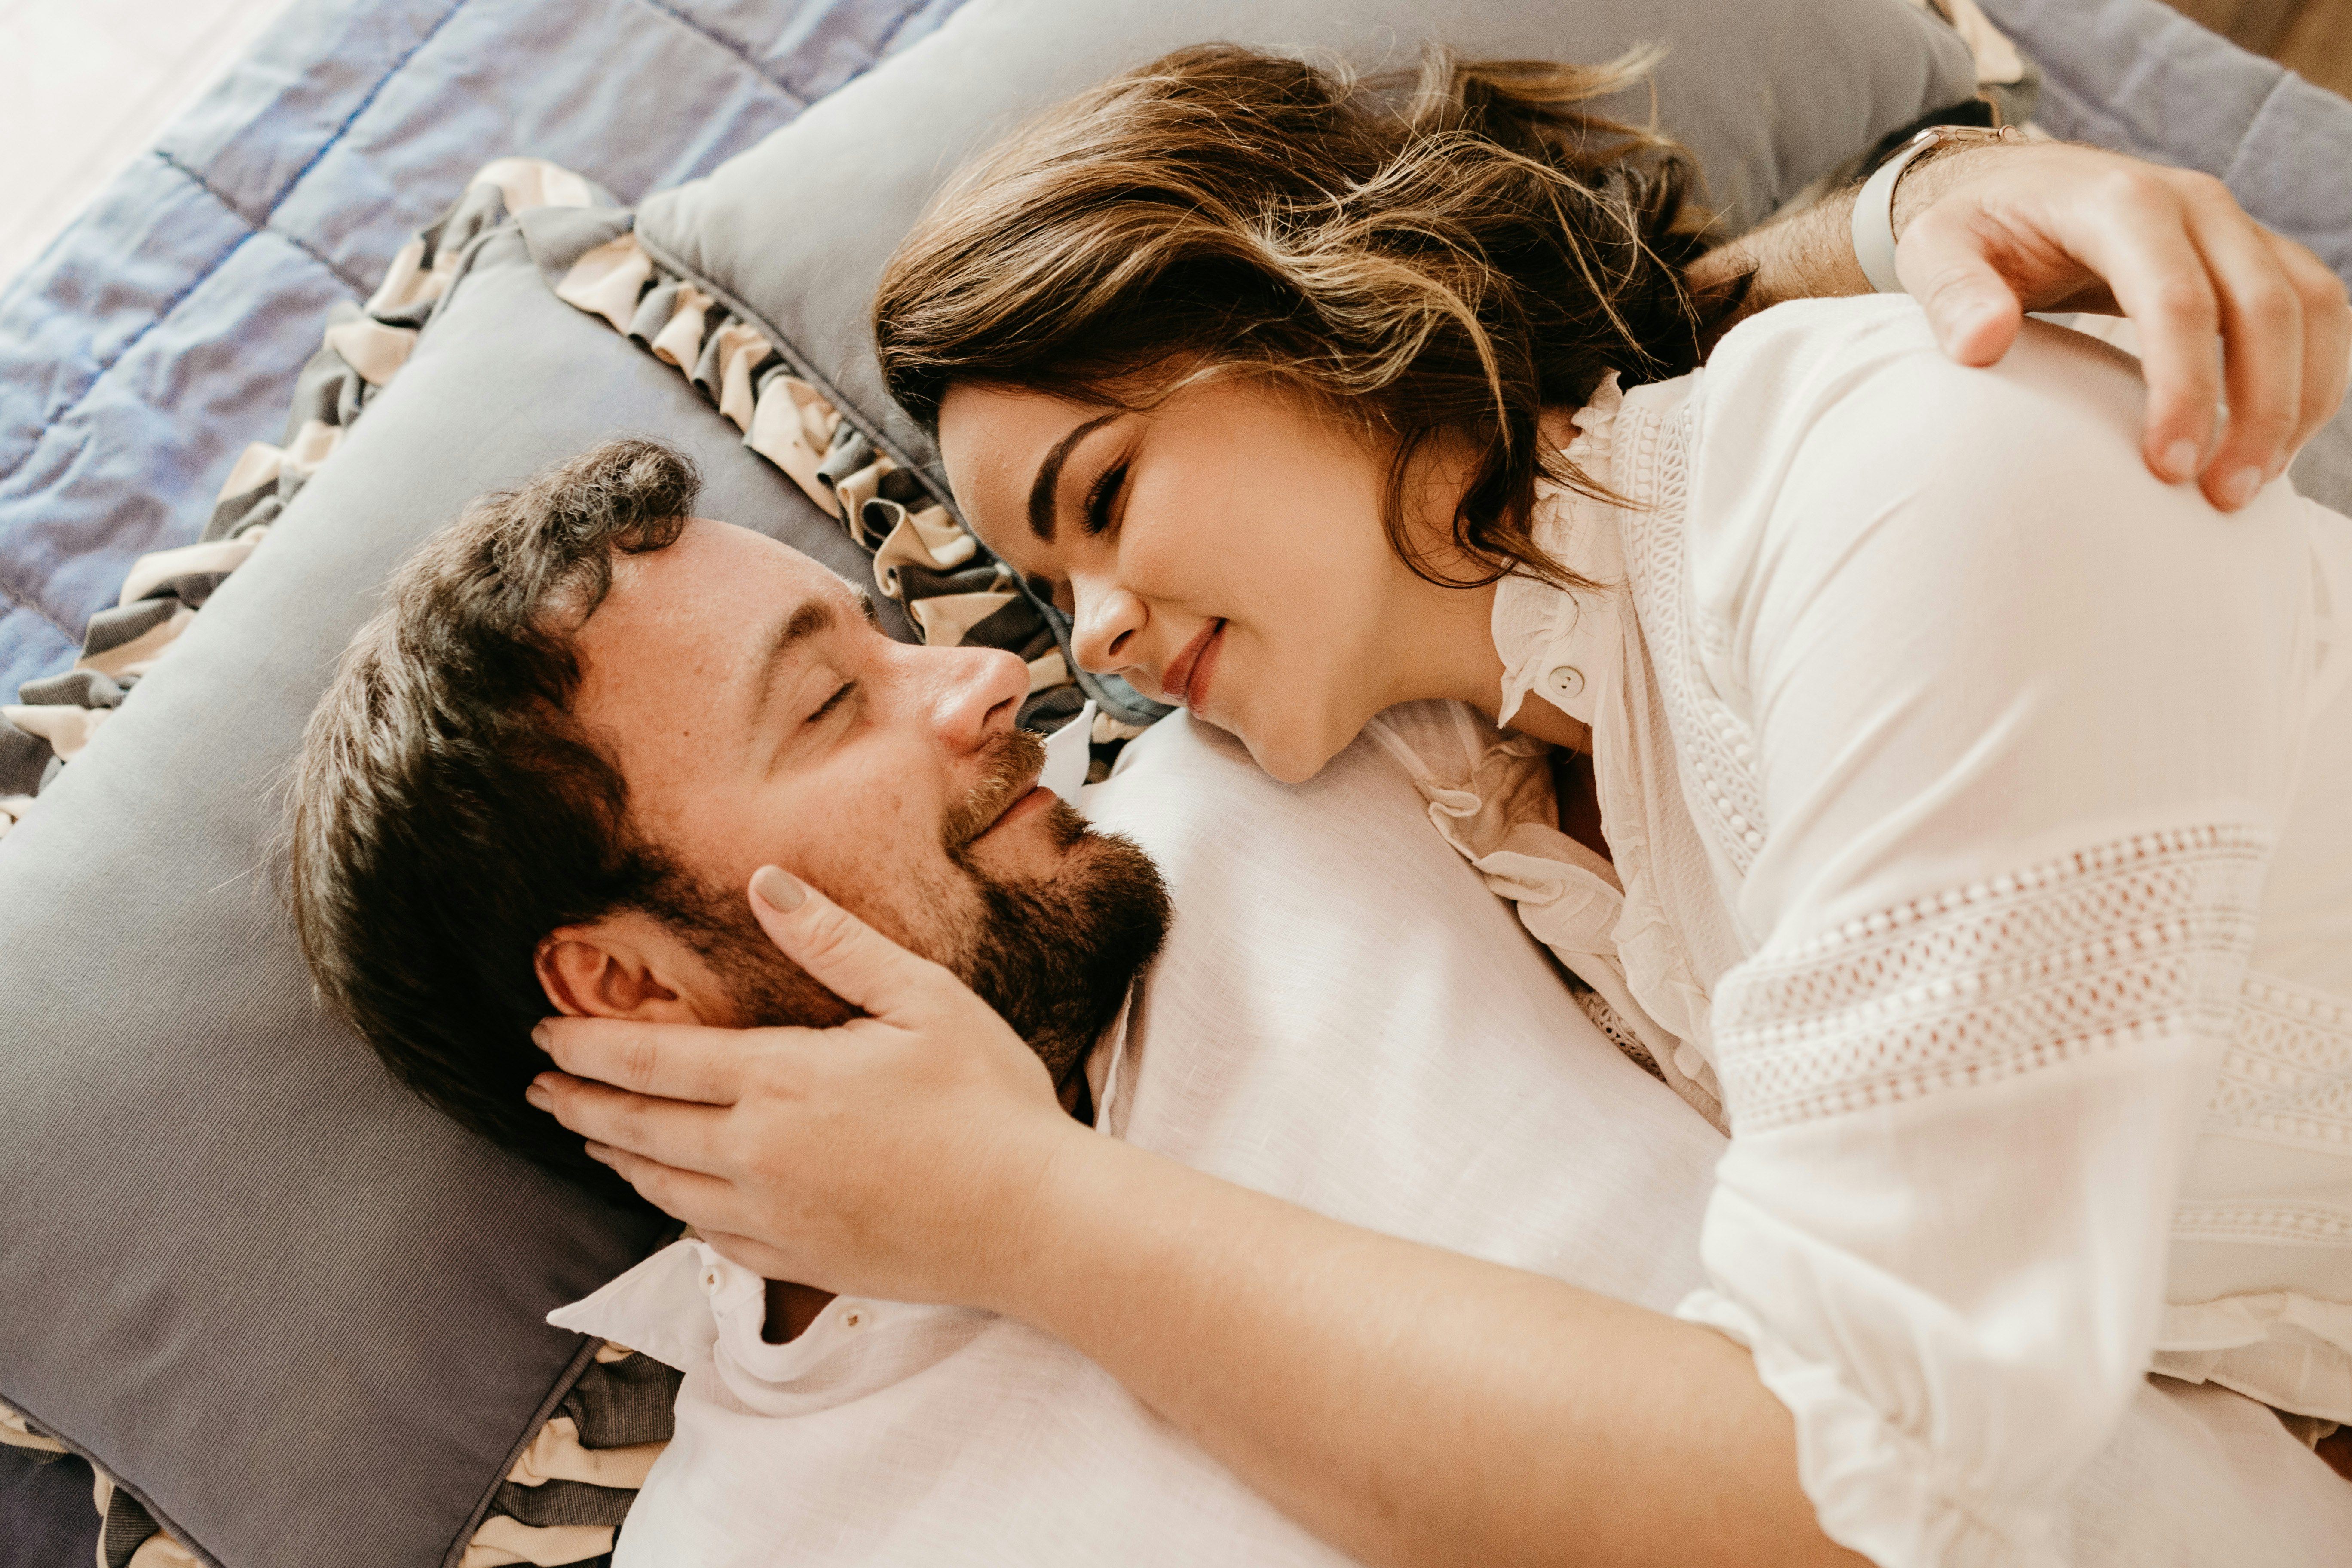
[874,43,1747,590]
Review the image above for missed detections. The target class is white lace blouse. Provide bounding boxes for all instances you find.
[1378,296,2352,1567]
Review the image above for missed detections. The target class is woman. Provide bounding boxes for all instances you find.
[535,48,2352,1566]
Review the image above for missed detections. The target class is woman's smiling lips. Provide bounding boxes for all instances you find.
[1156,619,1226,716]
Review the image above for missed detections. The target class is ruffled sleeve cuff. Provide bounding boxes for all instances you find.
[1674,1287,2064,1568]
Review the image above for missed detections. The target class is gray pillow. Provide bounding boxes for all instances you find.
[0,220,885,1568]
[637,0,1978,481]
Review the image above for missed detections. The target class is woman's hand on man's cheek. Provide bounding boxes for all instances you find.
[526,865,1082,1307]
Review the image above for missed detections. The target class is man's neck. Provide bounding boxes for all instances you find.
[763,1279,835,1344]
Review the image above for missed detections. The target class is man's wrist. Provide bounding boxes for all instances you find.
[1887,139,2009,241]
[1690,193,1865,336]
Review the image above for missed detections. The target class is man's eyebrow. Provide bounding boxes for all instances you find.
[748,598,836,728]
[1026,412,1123,543]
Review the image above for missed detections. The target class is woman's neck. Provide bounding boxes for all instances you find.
[1384,573,1508,715]
[1380,570,1595,754]
[1371,409,1597,751]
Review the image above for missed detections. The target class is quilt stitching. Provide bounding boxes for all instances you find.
[257,0,472,220]
[0,563,76,641]
[155,150,373,296]
[0,0,470,497]
[631,0,815,105]
[0,213,261,498]
[869,0,939,59]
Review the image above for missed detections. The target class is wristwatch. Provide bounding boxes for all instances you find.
[1850,123,2021,294]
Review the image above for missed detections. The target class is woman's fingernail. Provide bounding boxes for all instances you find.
[531,1022,552,1053]
[751,864,806,913]
[524,1080,552,1110]
[2162,439,2200,481]
[2222,466,2263,508]
[584,1142,614,1166]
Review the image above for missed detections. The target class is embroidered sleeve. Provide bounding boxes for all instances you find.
[1671,303,2316,1567]
[1715,826,2266,1133]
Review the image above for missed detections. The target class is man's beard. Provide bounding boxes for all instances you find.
[652,728,1170,1085]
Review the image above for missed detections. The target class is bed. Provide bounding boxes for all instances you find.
[0,0,2346,1563]
[0,6,971,1559]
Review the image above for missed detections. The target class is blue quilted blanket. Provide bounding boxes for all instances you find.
[0,0,966,701]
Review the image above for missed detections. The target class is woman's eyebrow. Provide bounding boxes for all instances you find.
[1026,411,1124,542]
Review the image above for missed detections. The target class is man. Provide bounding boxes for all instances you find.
[287,435,1172,1251]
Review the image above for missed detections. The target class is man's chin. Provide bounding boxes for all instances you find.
[953,814,1170,1086]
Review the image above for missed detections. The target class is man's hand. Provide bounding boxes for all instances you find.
[1897,140,2349,509]
[526,865,1082,1307]
[1700,139,2351,511]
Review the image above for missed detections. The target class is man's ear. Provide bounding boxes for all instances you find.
[534,916,711,1023]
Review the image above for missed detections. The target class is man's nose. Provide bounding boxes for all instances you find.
[932,645,1032,752]
[1069,578,1148,674]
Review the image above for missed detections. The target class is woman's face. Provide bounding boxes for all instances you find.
[939,377,1479,783]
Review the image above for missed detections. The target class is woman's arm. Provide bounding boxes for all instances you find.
[531,890,1865,1568]
[1691,137,2349,510]
[988,1121,1864,1568]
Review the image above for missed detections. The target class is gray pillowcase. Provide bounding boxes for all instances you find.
[637,0,1978,481]
[0,220,883,1568]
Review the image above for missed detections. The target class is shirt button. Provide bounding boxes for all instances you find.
[842,1308,866,1329]
[1547,665,1585,700]
[701,1267,722,1296]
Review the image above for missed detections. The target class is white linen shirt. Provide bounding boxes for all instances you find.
[1452,295,2352,1567]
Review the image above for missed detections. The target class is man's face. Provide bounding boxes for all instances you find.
[536,518,1165,1081]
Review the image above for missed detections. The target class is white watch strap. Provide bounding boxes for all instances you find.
[1850,132,1940,294]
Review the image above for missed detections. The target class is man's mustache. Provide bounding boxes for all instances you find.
[941,727,1050,849]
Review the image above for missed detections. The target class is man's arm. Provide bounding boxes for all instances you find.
[1689,138,2351,511]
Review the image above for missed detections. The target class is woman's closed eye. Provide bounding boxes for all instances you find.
[1081,460,1129,538]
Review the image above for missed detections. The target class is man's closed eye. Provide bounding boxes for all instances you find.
[809,681,856,723]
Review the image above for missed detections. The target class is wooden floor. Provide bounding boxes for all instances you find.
[2163,0,2352,98]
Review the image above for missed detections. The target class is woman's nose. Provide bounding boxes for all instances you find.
[1069,581,1148,674]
